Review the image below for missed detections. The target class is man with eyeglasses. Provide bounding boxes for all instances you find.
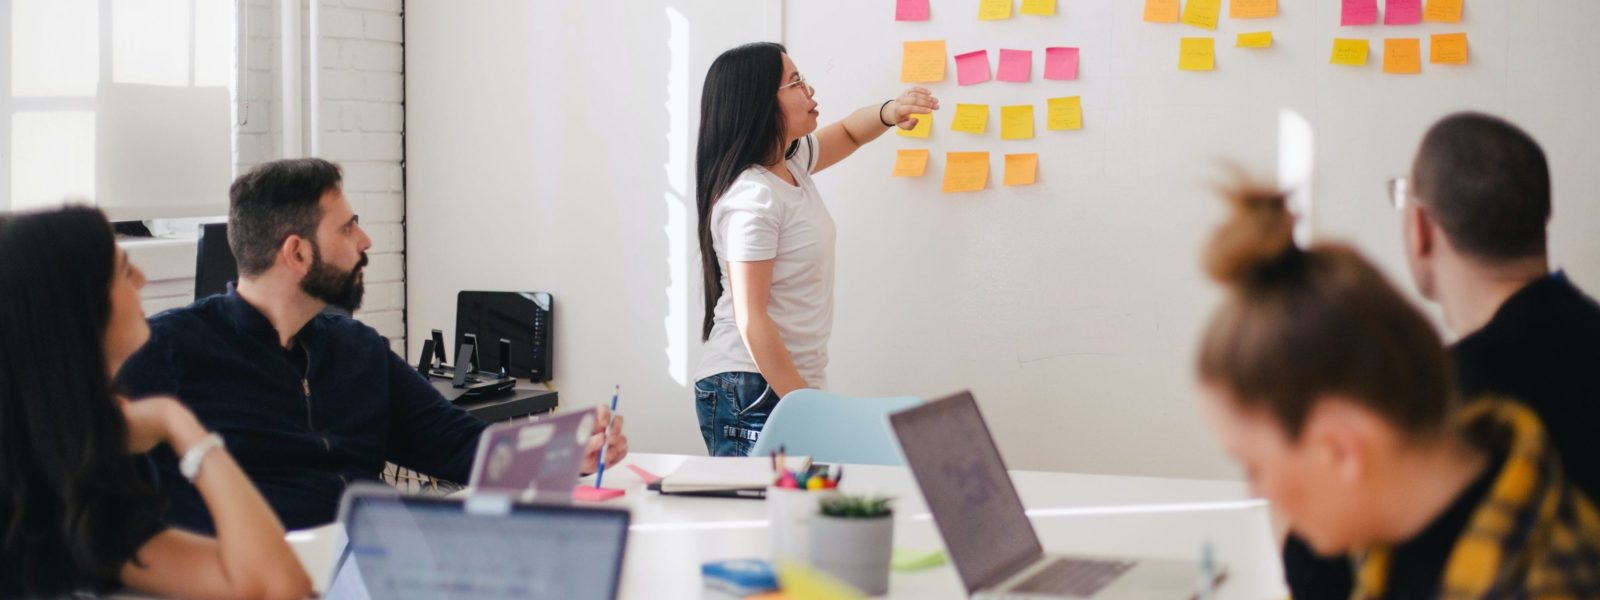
[1281,112,1600,600]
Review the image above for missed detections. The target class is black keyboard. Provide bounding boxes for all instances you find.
[1009,557,1136,597]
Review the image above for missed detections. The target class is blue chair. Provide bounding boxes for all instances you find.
[748,389,922,466]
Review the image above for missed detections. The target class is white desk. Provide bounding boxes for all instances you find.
[292,453,1288,599]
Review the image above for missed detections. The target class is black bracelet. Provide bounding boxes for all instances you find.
[879,99,896,127]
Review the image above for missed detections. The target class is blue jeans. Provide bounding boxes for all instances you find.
[695,372,778,457]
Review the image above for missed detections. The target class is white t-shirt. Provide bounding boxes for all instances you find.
[695,135,836,389]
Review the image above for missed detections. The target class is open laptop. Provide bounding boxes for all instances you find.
[889,391,1213,599]
[467,408,596,503]
[326,484,630,600]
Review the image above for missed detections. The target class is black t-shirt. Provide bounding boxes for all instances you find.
[1283,273,1600,600]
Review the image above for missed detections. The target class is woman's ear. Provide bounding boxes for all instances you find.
[1302,397,1386,485]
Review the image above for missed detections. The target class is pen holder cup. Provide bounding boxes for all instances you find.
[767,486,837,563]
[809,513,894,595]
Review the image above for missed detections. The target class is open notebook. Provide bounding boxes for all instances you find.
[649,456,812,497]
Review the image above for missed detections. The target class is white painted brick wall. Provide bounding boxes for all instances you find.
[139,0,407,355]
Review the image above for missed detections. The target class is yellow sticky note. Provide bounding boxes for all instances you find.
[943,152,990,193]
[1181,0,1221,30]
[1430,33,1469,65]
[1004,154,1039,186]
[1230,0,1278,18]
[901,41,947,83]
[1423,0,1462,23]
[777,561,868,600]
[897,113,933,138]
[951,104,989,134]
[1384,38,1421,74]
[1000,105,1034,141]
[892,149,930,177]
[1237,32,1273,48]
[1179,38,1216,71]
[1047,96,1083,130]
[1144,0,1180,22]
[979,0,1012,20]
[1331,39,1370,66]
[1020,0,1056,16]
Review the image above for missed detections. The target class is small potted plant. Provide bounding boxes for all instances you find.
[808,495,894,595]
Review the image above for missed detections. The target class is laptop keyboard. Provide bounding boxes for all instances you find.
[1009,557,1136,597]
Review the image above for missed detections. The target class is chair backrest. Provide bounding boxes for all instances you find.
[749,389,922,465]
[194,222,236,301]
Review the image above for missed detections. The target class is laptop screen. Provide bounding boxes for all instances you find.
[328,493,629,600]
[889,391,1044,592]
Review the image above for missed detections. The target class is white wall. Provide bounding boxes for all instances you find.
[405,0,1600,478]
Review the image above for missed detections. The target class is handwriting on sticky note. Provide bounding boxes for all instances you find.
[1331,39,1370,65]
[901,41,947,83]
[1047,96,1082,130]
[1430,33,1468,64]
[1001,105,1035,140]
[997,49,1032,82]
[1144,0,1180,23]
[1383,38,1421,74]
[892,149,930,177]
[955,50,992,85]
[1237,32,1273,48]
[1424,0,1462,23]
[979,0,1012,20]
[1004,154,1039,186]
[1230,0,1277,19]
[1020,0,1055,16]
[896,0,930,21]
[1385,0,1421,24]
[1342,0,1378,25]
[1179,38,1216,71]
[898,112,933,138]
[951,104,989,134]
[943,152,990,193]
[1044,47,1079,80]
[1181,0,1221,30]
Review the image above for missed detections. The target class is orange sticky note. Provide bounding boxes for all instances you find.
[1430,33,1468,65]
[942,152,990,193]
[1331,39,1370,66]
[1237,32,1273,48]
[1181,0,1221,30]
[1000,105,1035,140]
[1047,96,1082,130]
[1384,38,1421,74]
[1230,0,1278,19]
[892,149,930,177]
[1144,0,1180,22]
[897,112,933,138]
[1423,0,1462,23]
[1004,154,1039,186]
[1179,37,1216,71]
[979,0,1012,20]
[901,41,947,83]
[1020,0,1056,16]
[951,104,989,134]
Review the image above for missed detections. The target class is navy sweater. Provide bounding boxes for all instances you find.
[117,291,487,533]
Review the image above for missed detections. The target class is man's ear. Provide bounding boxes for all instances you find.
[1407,204,1434,260]
[278,234,315,277]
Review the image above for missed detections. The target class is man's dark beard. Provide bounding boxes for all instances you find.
[301,244,368,312]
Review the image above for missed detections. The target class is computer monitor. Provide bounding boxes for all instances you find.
[194,222,237,301]
[455,291,553,381]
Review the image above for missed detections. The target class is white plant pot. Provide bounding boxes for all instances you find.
[808,514,894,595]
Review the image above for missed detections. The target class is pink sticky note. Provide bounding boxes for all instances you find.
[1384,0,1421,24]
[574,486,625,502]
[1044,47,1080,81]
[955,50,992,86]
[1341,0,1378,25]
[896,0,930,21]
[996,49,1032,82]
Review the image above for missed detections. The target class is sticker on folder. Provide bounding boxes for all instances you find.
[1430,33,1468,64]
[1342,0,1378,26]
[1044,47,1079,80]
[997,49,1032,82]
[951,104,989,134]
[1383,38,1421,74]
[1385,0,1422,24]
[896,0,930,21]
[1047,96,1082,130]
[956,50,992,85]
[1179,38,1215,71]
[1181,0,1220,30]
[901,41,947,83]
[1230,0,1277,19]
[1143,0,1180,23]
[1004,154,1038,186]
[897,112,933,138]
[942,152,990,193]
[1237,32,1273,48]
[1331,39,1370,66]
[892,149,930,177]
[979,0,1012,21]
[1020,0,1056,16]
[1424,0,1462,23]
[1000,105,1034,140]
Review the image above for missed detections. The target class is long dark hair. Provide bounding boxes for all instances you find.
[0,206,165,595]
[696,42,795,341]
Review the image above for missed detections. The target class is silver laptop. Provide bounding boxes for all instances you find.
[889,391,1216,599]
[326,484,630,600]
[467,408,596,502]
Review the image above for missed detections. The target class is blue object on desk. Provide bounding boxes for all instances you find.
[702,559,779,596]
[750,390,922,466]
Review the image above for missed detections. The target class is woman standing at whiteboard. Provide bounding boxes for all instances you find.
[693,42,939,456]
